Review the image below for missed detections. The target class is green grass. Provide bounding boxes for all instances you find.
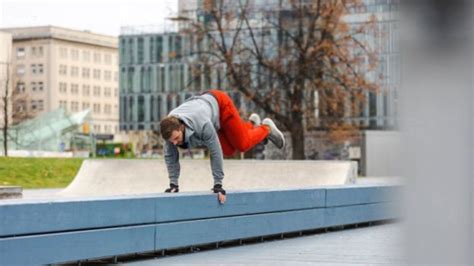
[0,157,84,188]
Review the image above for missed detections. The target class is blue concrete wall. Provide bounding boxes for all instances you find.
[0,185,400,265]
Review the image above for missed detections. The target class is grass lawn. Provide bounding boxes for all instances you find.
[0,157,84,188]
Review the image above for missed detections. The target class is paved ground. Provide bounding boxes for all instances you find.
[122,223,403,266]
[22,188,61,199]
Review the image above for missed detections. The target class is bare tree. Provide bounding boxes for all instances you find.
[182,0,381,159]
[0,63,35,156]
[0,62,10,156]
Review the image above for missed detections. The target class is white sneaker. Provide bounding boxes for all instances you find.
[262,118,285,149]
[249,113,261,126]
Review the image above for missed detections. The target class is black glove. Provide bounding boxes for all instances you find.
[212,184,226,195]
[165,183,179,193]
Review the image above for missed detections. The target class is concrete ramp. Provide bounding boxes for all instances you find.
[58,159,357,197]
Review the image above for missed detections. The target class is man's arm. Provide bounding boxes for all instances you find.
[201,122,224,186]
[164,140,180,186]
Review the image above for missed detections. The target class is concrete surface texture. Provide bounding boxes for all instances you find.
[58,159,357,197]
[125,223,403,266]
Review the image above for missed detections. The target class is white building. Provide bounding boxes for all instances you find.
[1,26,123,139]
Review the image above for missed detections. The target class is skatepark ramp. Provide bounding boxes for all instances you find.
[0,184,400,265]
[58,159,358,197]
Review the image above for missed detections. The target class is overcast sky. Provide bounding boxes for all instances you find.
[0,0,179,36]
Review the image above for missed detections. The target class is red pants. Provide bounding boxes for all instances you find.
[209,90,269,157]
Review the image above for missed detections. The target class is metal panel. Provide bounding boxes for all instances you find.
[0,225,155,265]
[155,208,327,250]
[154,188,326,222]
[324,202,398,227]
[0,196,157,237]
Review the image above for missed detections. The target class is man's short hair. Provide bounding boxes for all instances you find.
[160,116,181,140]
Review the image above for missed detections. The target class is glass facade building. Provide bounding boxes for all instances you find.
[119,0,399,133]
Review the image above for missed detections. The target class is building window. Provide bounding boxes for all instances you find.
[138,96,145,122]
[59,100,68,111]
[93,103,101,114]
[16,82,25,93]
[38,82,44,92]
[71,101,79,112]
[31,100,37,111]
[31,46,44,57]
[104,87,111,97]
[38,100,44,111]
[93,86,101,96]
[150,37,155,63]
[128,39,134,63]
[82,85,90,96]
[71,84,79,95]
[82,67,90,78]
[38,64,43,74]
[104,70,112,81]
[138,37,144,63]
[16,48,25,59]
[93,52,101,63]
[82,102,90,110]
[93,69,101,80]
[127,67,135,92]
[114,88,118,97]
[59,65,67,75]
[71,49,79,60]
[31,64,37,74]
[156,36,163,62]
[105,104,111,114]
[71,66,79,77]
[59,47,68,59]
[82,50,90,62]
[160,66,165,92]
[104,54,112,64]
[59,82,67,94]
[17,65,25,76]
[31,82,36,92]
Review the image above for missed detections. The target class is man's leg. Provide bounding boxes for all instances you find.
[218,131,236,157]
[223,122,269,153]
[209,89,270,152]
[222,119,269,153]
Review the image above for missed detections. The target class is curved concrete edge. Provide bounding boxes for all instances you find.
[58,159,358,197]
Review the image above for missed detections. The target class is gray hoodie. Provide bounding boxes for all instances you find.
[164,93,223,186]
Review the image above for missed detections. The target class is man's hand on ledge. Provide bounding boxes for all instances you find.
[164,183,179,193]
[212,184,226,204]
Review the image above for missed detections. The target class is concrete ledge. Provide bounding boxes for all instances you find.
[0,188,326,236]
[0,184,400,265]
[0,186,22,199]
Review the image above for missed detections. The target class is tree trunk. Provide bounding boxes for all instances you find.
[290,121,305,160]
[3,66,9,157]
[2,125,6,157]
